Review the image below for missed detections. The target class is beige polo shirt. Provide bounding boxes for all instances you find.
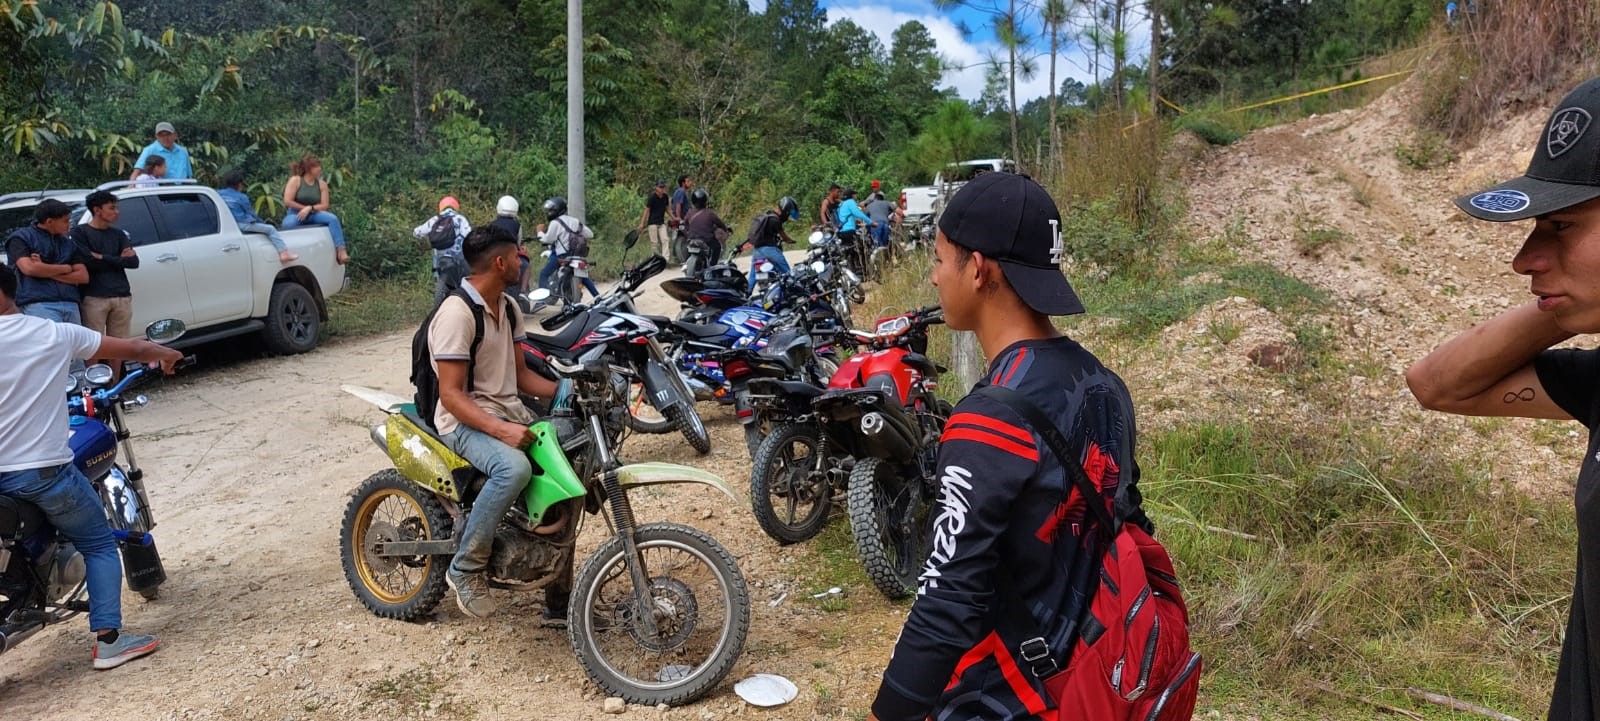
[427,280,534,435]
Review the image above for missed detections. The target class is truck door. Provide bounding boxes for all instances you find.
[154,192,253,324]
[120,196,196,332]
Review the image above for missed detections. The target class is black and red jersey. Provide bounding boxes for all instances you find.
[872,335,1145,721]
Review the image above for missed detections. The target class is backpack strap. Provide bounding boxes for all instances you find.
[978,384,1120,679]
[455,287,484,394]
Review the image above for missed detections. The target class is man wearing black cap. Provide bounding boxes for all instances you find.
[868,172,1146,721]
[1408,76,1600,721]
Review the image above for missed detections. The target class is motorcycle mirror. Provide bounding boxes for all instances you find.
[84,364,115,386]
[808,231,825,246]
[528,288,553,303]
[144,318,187,344]
[623,228,641,251]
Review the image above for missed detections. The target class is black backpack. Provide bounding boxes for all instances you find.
[426,214,458,251]
[410,287,518,429]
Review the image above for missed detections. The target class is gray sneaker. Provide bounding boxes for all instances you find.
[446,568,496,618]
[93,631,160,670]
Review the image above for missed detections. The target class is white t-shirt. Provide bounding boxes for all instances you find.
[0,314,103,472]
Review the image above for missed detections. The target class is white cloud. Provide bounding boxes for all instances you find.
[827,3,1150,104]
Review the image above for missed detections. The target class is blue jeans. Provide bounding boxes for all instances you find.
[281,211,346,248]
[539,253,599,299]
[443,424,532,575]
[748,246,790,285]
[871,223,891,248]
[23,301,86,373]
[240,221,288,252]
[0,464,122,631]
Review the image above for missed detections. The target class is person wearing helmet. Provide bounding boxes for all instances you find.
[637,180,672,260]
[415,196,473,306]
[536,196,599,300]
[740,196,799,285]
[490,196,527,297]
[683,187,733,272]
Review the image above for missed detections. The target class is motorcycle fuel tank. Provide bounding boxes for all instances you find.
[68,415,117,481]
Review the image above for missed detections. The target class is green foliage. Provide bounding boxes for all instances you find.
[1173,115,1244,146]
[1394,131,1457,170]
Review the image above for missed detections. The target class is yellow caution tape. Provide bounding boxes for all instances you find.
[1118,68,1414,133]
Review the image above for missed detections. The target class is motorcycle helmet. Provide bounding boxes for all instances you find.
[543,196,567,220]
[496,195,519,217]
[438,195,460,211]
[690,188,709,209]
[778,195,799,221]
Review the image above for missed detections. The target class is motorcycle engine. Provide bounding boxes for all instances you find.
[48,543,86,600]
[488,525,571,584]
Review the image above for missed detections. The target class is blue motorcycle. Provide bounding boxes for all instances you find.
[0,320,188,656]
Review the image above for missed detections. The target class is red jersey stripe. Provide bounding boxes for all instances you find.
[944,631,1001,691]
[999,347,1029,386]
[941,428,1041,462]
[946,412,1035,447]
[991,635,1052,718]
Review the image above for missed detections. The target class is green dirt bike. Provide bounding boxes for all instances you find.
[338,358,749,706]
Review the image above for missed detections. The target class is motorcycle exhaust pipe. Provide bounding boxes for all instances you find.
[0,622,44,654]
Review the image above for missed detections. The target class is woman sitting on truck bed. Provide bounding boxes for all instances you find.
[280,154,348,265]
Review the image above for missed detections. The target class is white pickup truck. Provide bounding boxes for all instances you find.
[0,179,346,353]
[898,158,1017,240]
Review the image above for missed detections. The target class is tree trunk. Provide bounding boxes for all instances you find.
[1112,0,1127,109]
[410,6,425,145]
[1008,0,1021,166]
[1048,17,1058,169]
[1148,0,1160,112]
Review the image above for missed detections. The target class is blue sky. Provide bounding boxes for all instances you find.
[747,0,1152,103]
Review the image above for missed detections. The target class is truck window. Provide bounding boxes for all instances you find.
[116,197,163,247]
[156,193,219,240]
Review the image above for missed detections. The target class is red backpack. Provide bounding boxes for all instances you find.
[984,386,1202,721]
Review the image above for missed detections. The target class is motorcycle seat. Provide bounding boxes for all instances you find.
[399,404,445,442]
[749,378,825,400]
[0,494,47,540]
[902,352,946,377]
[671,320,733,340]
[526,314,603,356]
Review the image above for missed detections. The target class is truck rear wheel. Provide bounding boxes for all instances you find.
[262,282,321,354]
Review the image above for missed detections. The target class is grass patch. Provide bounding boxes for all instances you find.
[799,519,886,609]
[1395,131,1458,170]
[362,668,473,717]
[326,273,435,338]
[1143,417,1573,718]
[1174,115,1245,146]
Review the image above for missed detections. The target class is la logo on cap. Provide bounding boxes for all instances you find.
[1049,219,1063,264]
[1548,107,1592,158]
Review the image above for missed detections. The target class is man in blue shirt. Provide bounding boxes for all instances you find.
[5,199,90,372]
[836,188,872,271]
[217,170,297,264]
[130,122,193,181]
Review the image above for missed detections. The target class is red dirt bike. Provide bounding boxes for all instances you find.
[745,305,949,599]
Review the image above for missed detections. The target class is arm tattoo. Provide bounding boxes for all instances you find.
[1503,387,1537,404]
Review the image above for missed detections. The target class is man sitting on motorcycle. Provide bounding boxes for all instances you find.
[535,196,599,301]
[431,226,561,619]
[741,196,799,286]
[0,267,182,669]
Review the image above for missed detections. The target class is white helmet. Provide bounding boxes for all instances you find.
[496,195,519,217]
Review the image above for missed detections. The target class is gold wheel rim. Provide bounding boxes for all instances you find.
[351,487,432,605]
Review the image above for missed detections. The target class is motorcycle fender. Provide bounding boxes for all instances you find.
[386,414,472,502]
[640,359,685,412]
[523,421,587,524]
[615,462,743,504]
[733,391,756,425]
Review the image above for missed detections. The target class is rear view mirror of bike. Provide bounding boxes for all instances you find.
[529,288,553,303]
[624,228,640,251]
[144,319,187,344]
[84,364,115,386]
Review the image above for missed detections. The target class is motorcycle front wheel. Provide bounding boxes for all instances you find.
[623,381,674,434]
[339,469,453,620]
[847,458,931,600]
[569,523,750,706]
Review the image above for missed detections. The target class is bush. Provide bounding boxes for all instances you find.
[1174,116,1245,146]
[1394,131,1457,170]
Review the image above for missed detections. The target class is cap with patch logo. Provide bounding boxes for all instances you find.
[937,171,1084,316]
[1457,76,1600,221]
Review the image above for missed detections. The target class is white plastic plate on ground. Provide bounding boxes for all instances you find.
[735,674,799,707]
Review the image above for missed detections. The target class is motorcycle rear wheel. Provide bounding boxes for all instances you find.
[748,423,833,544]
[340,469,453,620]
[847,458,931,600]
[569,523,749,706]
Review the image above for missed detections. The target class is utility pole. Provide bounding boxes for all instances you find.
[1149,0,1160,113]
[567,0,585,219]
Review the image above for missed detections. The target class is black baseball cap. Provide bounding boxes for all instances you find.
[938,172,1084,315]
[1457,76,1600,221]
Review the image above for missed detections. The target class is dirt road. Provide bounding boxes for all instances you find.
[0,255,906,720]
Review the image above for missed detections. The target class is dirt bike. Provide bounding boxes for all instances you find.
[339,342,749,705]
[746,307,950,599]
[0,319,189,657]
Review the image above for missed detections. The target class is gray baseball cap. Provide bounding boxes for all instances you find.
[1456,77,1600,221]
[154,121,176,135]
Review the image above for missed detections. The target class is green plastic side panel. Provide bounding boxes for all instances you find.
[523,421,587,523]
[386,414,471,502]
[615,462,743,503]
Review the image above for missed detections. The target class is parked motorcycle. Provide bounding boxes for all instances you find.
[340,338,749,705]
[0,319,189,658]
[746,307,950,600]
